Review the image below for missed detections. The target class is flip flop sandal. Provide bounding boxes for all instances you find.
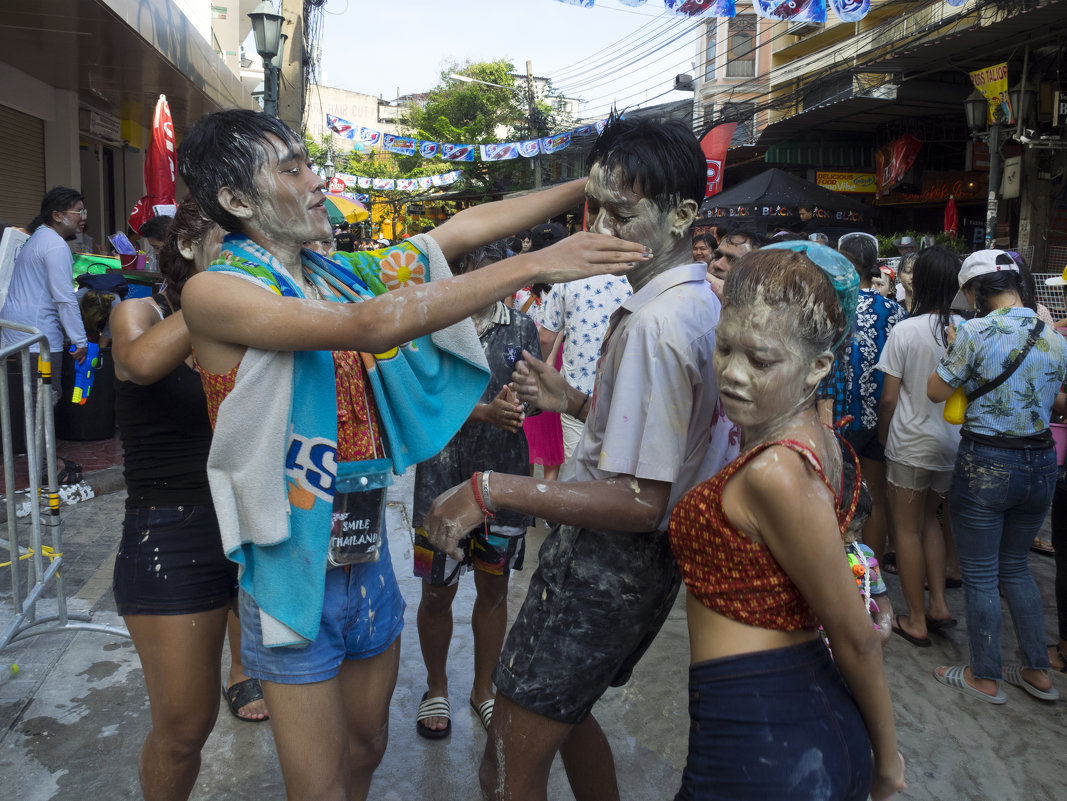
[1004,665,1060,702]
[1030,539,1055,556]
[223,678,270,722]
[470,697,495,731]
[892,615,931,648]
[1050,644,1067,674]
[926,616,958,633]
[934,665,1007,705]
[881,552,898,575]
[416,693,451,740]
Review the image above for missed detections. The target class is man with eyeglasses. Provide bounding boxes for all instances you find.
[1,187,89,410]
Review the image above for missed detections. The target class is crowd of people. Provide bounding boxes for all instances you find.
[4,107,1067,801]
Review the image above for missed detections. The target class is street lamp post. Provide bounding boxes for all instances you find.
[964,89,1002,249]
[248,1,284,117]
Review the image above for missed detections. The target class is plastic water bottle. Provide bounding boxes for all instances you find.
[943,387,967,425]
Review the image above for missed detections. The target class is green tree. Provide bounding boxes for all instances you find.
[404,59,533,196]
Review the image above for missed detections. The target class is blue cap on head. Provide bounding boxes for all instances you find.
[761,240,859,350]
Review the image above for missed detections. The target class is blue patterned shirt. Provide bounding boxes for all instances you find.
[541,274,632,396]
[937,306,1067,437]
[819,290,905,430]
[848,291,906,431]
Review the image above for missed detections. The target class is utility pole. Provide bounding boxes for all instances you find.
[527,60,542,189]
[278,0,305,134]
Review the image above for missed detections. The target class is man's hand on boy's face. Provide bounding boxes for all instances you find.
[533,231,650,283]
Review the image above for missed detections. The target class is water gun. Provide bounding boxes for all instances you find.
[70,342,100,405]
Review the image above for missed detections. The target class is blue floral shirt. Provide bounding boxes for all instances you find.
[937,306,1067,437]
[819,290,905,430]
[541,274,632,396]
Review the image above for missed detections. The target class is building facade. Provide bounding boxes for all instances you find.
[0,0,263,243]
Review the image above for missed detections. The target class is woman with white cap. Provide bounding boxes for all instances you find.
[928,249,1067,704]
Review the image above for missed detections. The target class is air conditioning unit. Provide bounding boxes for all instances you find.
[788,21,823,37]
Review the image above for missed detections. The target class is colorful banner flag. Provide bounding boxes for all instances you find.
[666,0,735,15]
[518,140,541,158]
[969,62,1013,125]
[573,125,593,136]
[359,127,382,145]
[372,177,395,191]
[396,178,418,191]
[419,141,440,158]
[418,176,435,189]
[326,113,357,140]
[700,122,737,197]
[441,144,476,162]
[357,176,372,189]
[595,119,609,135]
[540,132,572,154]
[383,134,417,156]
[830,0,868,22]
[480,143,521,161]
[753,0,826,23]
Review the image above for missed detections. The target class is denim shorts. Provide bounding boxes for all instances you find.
[675,639,872,801]
[238,532,405,684]
[494,524,680,725]
[112,504,236,616]
[886,460,952,494]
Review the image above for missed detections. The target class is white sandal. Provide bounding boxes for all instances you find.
[416,693,451,739]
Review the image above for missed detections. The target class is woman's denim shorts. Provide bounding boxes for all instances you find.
[675,638,872,801]
[113,504,236,616]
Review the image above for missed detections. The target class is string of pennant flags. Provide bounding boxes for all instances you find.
[326,114,610,164]
[555,0,967,23]
[318,168,466,195]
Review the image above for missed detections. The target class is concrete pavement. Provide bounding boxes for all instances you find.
[1,470,1065,800]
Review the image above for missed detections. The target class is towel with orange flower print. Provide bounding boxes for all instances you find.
[216,233,490,474]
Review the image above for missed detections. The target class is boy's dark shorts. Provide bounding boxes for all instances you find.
[843,428,885,463]
[493,524,680,725]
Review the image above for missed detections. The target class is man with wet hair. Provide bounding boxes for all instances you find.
[177,108,647,801]
[424,116,737,801]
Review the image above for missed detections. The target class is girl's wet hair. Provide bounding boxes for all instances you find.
[723,248,848,358]
[964,269,1024,317]
[910,245,960,346]
[157,196,218,311]
[177,109,305,233]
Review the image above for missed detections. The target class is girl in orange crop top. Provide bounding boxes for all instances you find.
[667,247,905,801]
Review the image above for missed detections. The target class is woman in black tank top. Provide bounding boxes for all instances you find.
[110,199,267,801]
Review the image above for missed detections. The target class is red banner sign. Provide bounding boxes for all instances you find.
[700,123,737,198]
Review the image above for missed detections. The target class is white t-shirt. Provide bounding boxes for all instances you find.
[876,313,962,471]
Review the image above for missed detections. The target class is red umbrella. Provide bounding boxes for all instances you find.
[128,94,176,234]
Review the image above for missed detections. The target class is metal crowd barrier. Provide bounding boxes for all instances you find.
[0,320,127,653]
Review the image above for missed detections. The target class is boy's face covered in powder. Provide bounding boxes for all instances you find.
[246,136,333,249]
[585,164,677,262]
[713,304,822,433]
